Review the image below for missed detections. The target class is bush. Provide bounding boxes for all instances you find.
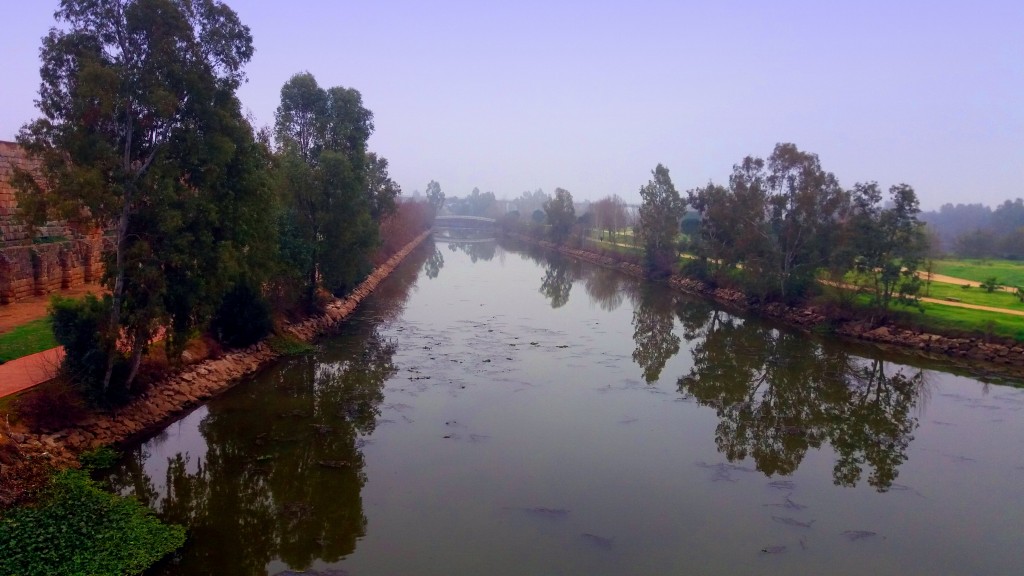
[14,381,87,432]
[78,446,119,472]
[49,295,130,407]
[210,281,273,349]
[0,470,185,576]
[266,334,315,356]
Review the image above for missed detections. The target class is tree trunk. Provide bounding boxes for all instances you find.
[102,192,132,392]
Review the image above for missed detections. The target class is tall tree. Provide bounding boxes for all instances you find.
[365,152,400,221]
[638,164,686,277]
[15,0,259,392]
[761,143,847,299]
[275,72,377,299]
[592,194,628,242]
[425,180,445,214]
[845,182,926,314]
[543,187,576,244]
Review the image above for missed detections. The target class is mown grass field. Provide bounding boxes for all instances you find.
[901,301,1024,341]
[843,293,1024,341]
[932,258,1024,288]
[0,317,56,363]
[922,281,1024,310]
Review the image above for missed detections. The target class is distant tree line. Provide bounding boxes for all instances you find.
[920,200,1024,259]
[12,0,435,404]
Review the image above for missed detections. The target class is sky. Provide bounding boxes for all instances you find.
[1,0,1021,210]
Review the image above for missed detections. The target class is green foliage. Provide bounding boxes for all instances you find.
[275,72,379,299]
[0,470,185,576]
[0,318,56,363]
[638,164,686,278]
[15,0,271,392]
[267,334,315,356]
[210,281,273,349]
[543,187,576,244]
[980,277,1000,293]
[50,295,130,407]
[79,446,120,472]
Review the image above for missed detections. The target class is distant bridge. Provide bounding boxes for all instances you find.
[432,215,497,229]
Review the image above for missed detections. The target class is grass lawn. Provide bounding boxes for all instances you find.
[932,259,1024,287]
[840,292,1024,342]
[902,301,1024,341]
[0,317,57,363]
[922,281,1024,311]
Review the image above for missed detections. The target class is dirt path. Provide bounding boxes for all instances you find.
[0,348,64,398]
[0,282,105,334]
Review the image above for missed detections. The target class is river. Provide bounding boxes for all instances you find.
[105,237,1024,575]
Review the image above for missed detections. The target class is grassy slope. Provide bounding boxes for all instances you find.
[0,318,57,363]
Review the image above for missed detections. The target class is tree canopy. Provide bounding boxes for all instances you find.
[638,164,686,277]
[544,187,576,244]
[15,0,267,392]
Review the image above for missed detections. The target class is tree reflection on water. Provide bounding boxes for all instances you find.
[106,327,397,575]
[102,244,432,575]
[675,307,924,492]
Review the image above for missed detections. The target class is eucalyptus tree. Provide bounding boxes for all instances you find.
[844,182,926,314]
[275,72,377,300]
[426,180,445,214]
[365,152,401,221]
[15,0,268,393]
[697,144,846,300]
[543,187,576,244]
[638,164,687,277]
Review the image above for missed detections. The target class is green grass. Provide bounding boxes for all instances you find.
[841,292,1024,341]
[931,258,1024,287]
[904,301,1024,341]
[922,281,1024,310]
[0,318,57,363]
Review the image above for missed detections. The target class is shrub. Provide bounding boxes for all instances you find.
[210,281,273,349]
[980,277,1000,293]
[78,446,119,472]
[0,470,185,576]
[14,381,87,432]
[267,334,314,356]
[49,295,130,407]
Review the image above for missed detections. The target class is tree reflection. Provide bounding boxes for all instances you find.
[422,245,444,279]
[104,326,398,575]
[631,285,681,383]
[583,267,627,311]
[677,316,922,491]
[538,257,577,309]
[445,240,497,262]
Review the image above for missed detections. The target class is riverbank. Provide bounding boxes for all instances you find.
[515,235,1024,376]
[0,230,431,509]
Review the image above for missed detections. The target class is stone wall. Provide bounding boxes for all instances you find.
[0,141,105,304]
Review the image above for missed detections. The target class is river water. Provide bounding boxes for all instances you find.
[106,238,1024,576]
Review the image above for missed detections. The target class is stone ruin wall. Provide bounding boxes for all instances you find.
[0,141,106,304]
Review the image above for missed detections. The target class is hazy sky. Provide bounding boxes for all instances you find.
[2,0,1021,209]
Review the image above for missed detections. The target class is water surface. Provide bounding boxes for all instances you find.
[108,238,1024,575]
